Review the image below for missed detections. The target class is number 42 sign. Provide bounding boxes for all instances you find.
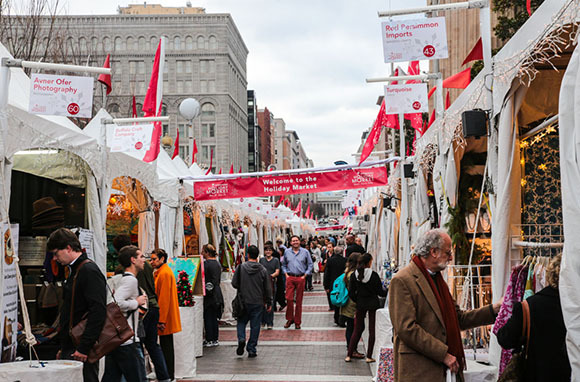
[381,17,449,63]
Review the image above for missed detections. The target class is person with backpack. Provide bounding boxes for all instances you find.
[324,243,346,324]
[345,253,387,363]
[339,252,365,359]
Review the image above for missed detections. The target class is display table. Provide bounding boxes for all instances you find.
[193,295,204,357]
[174,306,197,378]
[0,360,83,382]
[464,360,497,382]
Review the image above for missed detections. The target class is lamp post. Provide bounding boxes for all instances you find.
[178,98,200,164]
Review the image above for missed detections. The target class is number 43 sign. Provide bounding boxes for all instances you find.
[381,17,449,63]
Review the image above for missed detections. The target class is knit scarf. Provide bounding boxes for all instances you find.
[412,255,465,369]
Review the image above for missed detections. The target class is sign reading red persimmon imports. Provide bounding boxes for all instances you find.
[193,167,388,201]
[381,17,448,63]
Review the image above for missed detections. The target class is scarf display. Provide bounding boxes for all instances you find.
[412,255,465,369]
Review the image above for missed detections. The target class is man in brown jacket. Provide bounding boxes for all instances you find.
[389,229,501,382]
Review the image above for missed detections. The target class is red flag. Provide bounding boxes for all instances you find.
[408,113,423,132]
[343,209,349,218]
[305,205,311,220]
[443,68,471,89]
[406,61,420,82]
[205,149,213,175]
[218,168,222,174]
[461,38,483,66]
[142,39,165,163]
[132,95,137,118]
[239,166,242,173]
[427,109,436,129]
[445,91,451,110]
[192,139,198,165]
[284,199,290,208]
[428,86,436,100]
[359,99,388,165]
[97,54,112,95]
[275,195,285,208]
[172,128,179,159]
[526,0,532,16]
[229,164,234,174]
[295,200,302,216]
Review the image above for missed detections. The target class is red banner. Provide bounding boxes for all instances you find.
[194,166,388,201]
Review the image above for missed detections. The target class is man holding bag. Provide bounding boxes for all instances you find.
[389,229,501,382]
[48,228,107,382]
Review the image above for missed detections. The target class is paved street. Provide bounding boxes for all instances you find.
[187,287,374,382]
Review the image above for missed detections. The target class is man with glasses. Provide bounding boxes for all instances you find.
[388,229,502,382]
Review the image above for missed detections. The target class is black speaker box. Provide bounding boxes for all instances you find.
[462,109,488,138]
[403,164,414,178]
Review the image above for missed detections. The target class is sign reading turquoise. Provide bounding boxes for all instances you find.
[167,257,201,287]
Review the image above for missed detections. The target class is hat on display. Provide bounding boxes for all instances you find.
[32,197,64,230]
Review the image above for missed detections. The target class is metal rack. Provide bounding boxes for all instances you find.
[511,224,564,262]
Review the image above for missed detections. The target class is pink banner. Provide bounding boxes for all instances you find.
[194,167,388,201]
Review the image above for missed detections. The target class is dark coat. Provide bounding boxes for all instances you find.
[348,269,387,311]
[232,261,272,306]
[323,254,346,290]
[203,259,224,313]
[497,286,571,382]
[60,253,107,355]
[345,243,365,257]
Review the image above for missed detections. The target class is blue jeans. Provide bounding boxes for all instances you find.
[237,303,263,354]
[141,307,170,381]
[262,283,276,326]
[102,342,145,382]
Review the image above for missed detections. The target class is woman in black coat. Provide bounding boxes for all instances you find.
[345,253,387,363]
[497,254,571,381]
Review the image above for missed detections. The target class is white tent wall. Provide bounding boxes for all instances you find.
[558,42,580,380]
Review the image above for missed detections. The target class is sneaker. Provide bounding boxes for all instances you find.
[146,371,157,380]
[267,325,273,330]
[248,352,257,358]
[203,340,210,347]
[209,340,219,347]
[236,340,246,356]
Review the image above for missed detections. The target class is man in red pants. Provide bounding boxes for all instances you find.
[281,235,313,329]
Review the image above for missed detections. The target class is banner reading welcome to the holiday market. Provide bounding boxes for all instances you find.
[194,166,388,201]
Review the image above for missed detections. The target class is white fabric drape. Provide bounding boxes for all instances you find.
[489,83,527,367]
[558,42,580,380]
[85,172,106,273]
[158,204,176,257]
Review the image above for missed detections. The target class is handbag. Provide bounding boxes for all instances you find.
[232,265,246,319]
[69,260,134,364]
[497,299,530,382]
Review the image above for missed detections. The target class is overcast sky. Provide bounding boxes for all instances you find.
[62,0,426,166]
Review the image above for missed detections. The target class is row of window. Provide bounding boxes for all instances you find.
[108,102,216,118]
[116,59,215,75]
[111,79,216,95]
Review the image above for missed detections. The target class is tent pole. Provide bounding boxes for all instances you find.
[398,113,408,265]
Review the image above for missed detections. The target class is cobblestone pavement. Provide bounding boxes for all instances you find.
[185,285,373,382]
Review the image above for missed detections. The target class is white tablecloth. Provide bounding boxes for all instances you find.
[220,278,237,325]
[174,306,197,378]
[193,295,204,357]
[464,360,497,382]
[0,360,83,382]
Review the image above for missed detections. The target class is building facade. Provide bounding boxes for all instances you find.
[5,4,250,173]
[247,90,261,172]
[257,108,272,171]
[317,191,345,220]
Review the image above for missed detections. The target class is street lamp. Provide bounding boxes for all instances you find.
[178,98,201,164]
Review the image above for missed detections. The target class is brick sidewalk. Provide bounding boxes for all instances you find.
[185,285,373,382]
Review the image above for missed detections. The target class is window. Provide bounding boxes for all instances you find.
[150,36,157,49]
[185,36,193,50]
[138,81,145,94]
[135,103,143,117]
[79,37,87,52]
[209,35,217,49]
[201,103,215,117]
[163,80,168,93]
[109,103,120,113]
[197,36,205,49]
[208,80,215,92]
[185,80,192,93]
[103,37,111,51]
[126,37,133,50]
[164,60,168,74]
[176,60,184,73]
[200,80,207,93]
[184,61,192,73]
[139,36,146,50]
[174,36,181,50]
[202,123,215,138]
[112,60,121,75]
[129,61,137,75]
[179,145,188,160]
[161,104,168,116]
[202,145,215,160]
[162,124,169,136]
[91,37,98,51]
[177,80,183,93]
[114,37,122,51]
[138,61,145,74]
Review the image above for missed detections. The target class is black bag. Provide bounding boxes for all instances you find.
[232,266,246,319]
[497,300,530,382]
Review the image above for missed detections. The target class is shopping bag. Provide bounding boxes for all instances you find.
[446,370,457,382]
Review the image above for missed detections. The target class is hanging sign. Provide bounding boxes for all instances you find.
[29,74,94,118]
[384,83,429,114]
[381,17,448,63]
[194,167,388,201]
[110,124,154,153]
[0,223,18,363]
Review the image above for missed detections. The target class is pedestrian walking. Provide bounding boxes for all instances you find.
[345,234,365,257]
[324,244,346,325]
[310,240,322,285]
[497,254,571,381]
[259,244,280,329]
[282,235,313,329]
[389,229,501,381]
[275,238,288,311]
[345,253,387,363]
[113,235,170,382]
[47,228,106,382]
[340,252,365,359]
[150,248,182,381]
[102,245,148,382]
[202,244,224,347]
[232,245,272,358]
